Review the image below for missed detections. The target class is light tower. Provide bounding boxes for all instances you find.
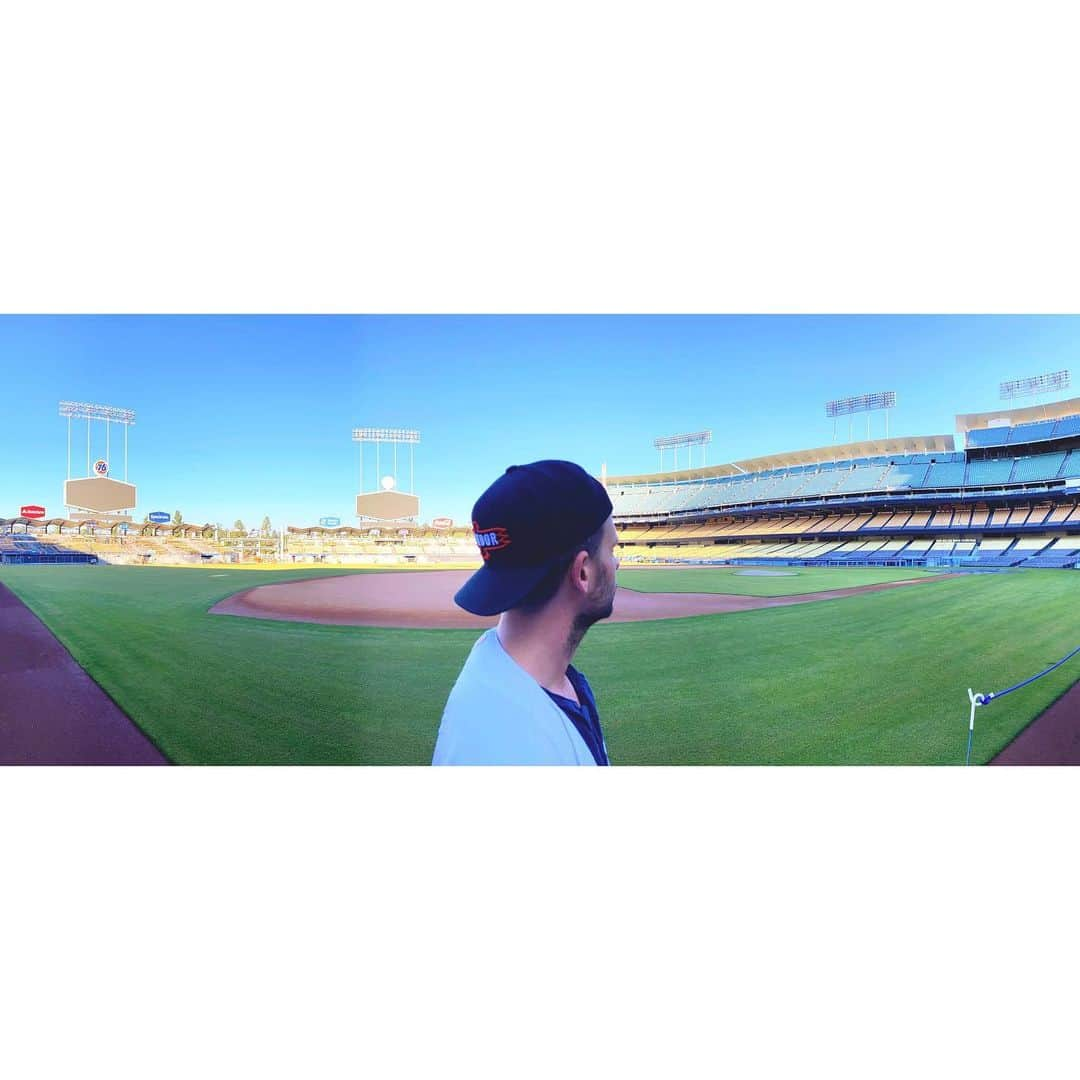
[59,400,137,519]
[653,430,712,473]
[999,369,1071,414]
[825,391,897,443]
[352,427,421,522]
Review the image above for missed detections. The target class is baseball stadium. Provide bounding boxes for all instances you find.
[3,362,1080,766]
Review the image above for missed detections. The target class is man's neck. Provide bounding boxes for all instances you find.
[496,607,577,698]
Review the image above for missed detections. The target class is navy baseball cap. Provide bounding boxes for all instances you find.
[454,460,614,616]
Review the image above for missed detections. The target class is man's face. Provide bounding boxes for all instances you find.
[582,516,621,624]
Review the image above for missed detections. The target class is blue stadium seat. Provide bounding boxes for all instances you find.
[1060,450,1080,477]
[921,462,966,487]
[966,429,1011,449]
[964,458,1013,486]
[1007,420,1058,444]
[1051,415,1080,439]
[1009,452,1067,483]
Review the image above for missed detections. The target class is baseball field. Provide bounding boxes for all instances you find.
[2,561,1079,765]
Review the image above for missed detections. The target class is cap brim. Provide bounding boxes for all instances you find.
[454,561,553,616]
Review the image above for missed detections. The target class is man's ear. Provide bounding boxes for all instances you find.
[569,548,591,596]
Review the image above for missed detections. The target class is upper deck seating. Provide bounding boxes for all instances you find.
[763,472,810,499]
[964,458,1013,486]
[966,427,1011,449]
[921,461,967,487]
[885,462,929,487]
[830,465,891,495]
[967,413,1080,451]
[1051,415,1080,439]
[610,440,1080,522]
[1008,420,1057,444]
[1009,452,1067,483]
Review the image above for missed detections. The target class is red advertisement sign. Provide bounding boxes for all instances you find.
[431,517,453,530]
[20,505,46,519]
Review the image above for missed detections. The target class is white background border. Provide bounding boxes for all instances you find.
[3,3,1079,1078]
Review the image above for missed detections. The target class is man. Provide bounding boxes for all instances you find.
[432,460,621,766]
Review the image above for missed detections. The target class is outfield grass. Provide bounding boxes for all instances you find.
[0,565,459,766]
[618,565,941,597]
[2,563,1078,765]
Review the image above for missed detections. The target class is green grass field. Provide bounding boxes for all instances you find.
[2,563,1078,765]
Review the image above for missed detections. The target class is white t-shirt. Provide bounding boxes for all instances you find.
[432,628,597,765]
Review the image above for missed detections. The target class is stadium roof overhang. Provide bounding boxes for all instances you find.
[140,522,215,533]
[288,525,369,535]
[2,517,126,529]
[955,395,1080,432]
[0,516,62,527]
[605,434,957,485]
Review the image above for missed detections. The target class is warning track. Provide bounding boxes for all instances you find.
[0,582,168,765]
[990,679,1080,765]
[209,568,955,629]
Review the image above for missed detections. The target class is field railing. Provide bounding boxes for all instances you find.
[966,642,1080,764]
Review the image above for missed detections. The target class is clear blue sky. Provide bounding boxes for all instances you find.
[3,315,1079,526]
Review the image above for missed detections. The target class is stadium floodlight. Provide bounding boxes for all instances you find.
[824,391,896,417]
[652,430,712,471]
[652,430,712,450]
[59,400,136,425]
[999,370,1071,400]
[59,399,136,485]
[825,390,897,441]
[352,428,421,443]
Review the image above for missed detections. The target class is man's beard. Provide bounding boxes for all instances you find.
[567,569,616,652]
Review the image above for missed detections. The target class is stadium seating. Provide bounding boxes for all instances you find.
[1059,449,1080,477]
[615,498,1080,560]
[966,413,1080,450]
[1012,537,1050,553]
[622,514,1080,569]
[964,458,1013,486]
[921,461,967,488]
[0,534,98,565]
[965,427,1011,449]
[607,440,1080,520]
[1020,539,1080,568]
[1007,420,1058,444]
[955,538,1024,567]
[1009,452,1067,483]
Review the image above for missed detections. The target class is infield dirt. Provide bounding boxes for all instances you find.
[209,567,956,629]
